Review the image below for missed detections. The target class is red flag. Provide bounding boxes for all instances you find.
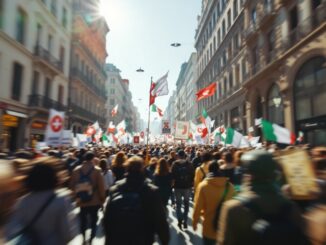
[201,128,208,138]
[149,82,156,106]
[86,126,96,136]
[196,82,216,101]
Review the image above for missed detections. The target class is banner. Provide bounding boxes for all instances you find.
[133,136,140,144]
[61,130,73,147]
[162,120,171,134]
[45,109,65,146]
[175,121,189,140]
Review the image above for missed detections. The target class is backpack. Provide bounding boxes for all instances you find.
[175,161,192,188]
[236,197,309,245]
[106,183,148,244]
[75,167,94,203]
[9,194,56,245]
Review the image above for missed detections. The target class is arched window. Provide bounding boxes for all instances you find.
[267,84,284,125]
[294,56,326,120]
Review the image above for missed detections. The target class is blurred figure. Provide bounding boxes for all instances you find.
[217,150,309,245]
[171,150,194,230]
[192,151,202,169]
[65,152,78,176]
[70,151,106,245]
[153,158,173,208]
[220,152,236,184]
[6,163,76,245]
[193,161,235,245]
[145,157,158,181]
[99,159,115,197]
[103,156,170,245]
[194,151,211,192]
[111,151,127,182]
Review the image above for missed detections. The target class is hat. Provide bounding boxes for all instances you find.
[241,150,277,179]
[177,150,186,158]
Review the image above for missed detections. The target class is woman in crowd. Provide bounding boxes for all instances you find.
[111,151,127,182]
[100,159,115,197]
[220,151,236,184]
[153,158,173,208]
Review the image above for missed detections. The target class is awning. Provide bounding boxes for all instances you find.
[6,110,28,118]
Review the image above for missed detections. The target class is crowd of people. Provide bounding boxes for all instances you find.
[0,143,325,245]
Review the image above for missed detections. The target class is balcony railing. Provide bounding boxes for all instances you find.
[71,68,107,99]
[257,3,276,27]
[70,103,106,125]
[29,94,66,111]
[244,22,258,41]
[34,45,63,72]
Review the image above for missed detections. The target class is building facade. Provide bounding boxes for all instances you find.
[195,0,247,133]
[243,0,326,145]
[0,0,72,151]
[163,90,176,134]
[105,63,140,132]
[69,0,109,134]
[175,62,189,121]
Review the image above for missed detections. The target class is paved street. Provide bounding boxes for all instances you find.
[69,202,203,245]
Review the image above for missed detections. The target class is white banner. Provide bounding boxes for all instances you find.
[45,109,65,146]
[175,121,189,140]
[61,130,73,147]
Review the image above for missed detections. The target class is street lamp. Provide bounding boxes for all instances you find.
[136,67,144,72]
[171,43,181,47]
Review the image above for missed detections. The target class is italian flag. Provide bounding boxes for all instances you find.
[151,104,163,117]
[107,121,116,134]
[111,104,118,117]
[261,120,295,145]
[225,128,244,147]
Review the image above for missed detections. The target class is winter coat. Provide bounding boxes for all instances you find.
[153,173,173,205]
[194,162,209,192]
[192,176,235,240]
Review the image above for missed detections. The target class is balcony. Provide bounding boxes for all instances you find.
[71,68,107,100]
[70,103,106,126]
[257,4,276,29]
[29,94,66,111]
[34,45,63,74]
[244,22,259,43]
[283,4,326,50]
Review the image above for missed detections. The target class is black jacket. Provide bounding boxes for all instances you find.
[171,159,194,189]
[103,174,170,245]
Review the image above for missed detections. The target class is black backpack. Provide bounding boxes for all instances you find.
[236,197,309,245]
[175,161,192,188]
[75,167,94,203]
[106,183,148,244]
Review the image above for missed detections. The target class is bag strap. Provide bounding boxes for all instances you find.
[213,181,230,230]
[199,166,206,180]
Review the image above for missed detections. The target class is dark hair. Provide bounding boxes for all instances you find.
[123,156,144,175]
[212,152,222,161]
[155,158,170,176]
[201,151,211,163]
[208,160,220,175]
[84,151,95,161]
[99,159,107,172]
[224,152,233,163]
[25,164,58,191]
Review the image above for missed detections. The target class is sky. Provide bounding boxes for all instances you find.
[100,0,201,121]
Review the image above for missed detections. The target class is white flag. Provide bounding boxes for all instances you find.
[152,72,169,97]
[45,109,65,146]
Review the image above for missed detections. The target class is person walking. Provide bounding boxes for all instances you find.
[194,151,212,193]
[217,150,309,245]
[220,152,236,184]
[171,150,194,230]
[99,159,115,197]
[111,151,127,182]
[6,163,77,245]
[70,151,106,245]
[103,156,170,245]
[193,161,235,245]
[153,158,173,208]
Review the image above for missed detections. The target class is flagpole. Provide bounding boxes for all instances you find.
[146,77,153,161]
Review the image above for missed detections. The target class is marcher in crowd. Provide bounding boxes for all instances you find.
[111,151,127,182]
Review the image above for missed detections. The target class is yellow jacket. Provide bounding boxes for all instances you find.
[192,176,235,240]
[194,163,209,193]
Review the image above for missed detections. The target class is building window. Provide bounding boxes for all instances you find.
[264,0,273,12]
[16,8,27,45]
[62,7,67,28]
[48,34,53,53]
[0,0,3,29]
[251,7,257,25]
[213,36,216,51]
[51,0,57,17]
[268,84,284,125]
[227,10,231,29]
[36,23,42,45]
[59,46,65,70]
[266,30,275,62]
[312,0,321,9]
[289,6,298,30]
[229,72,233,88]
[31,71,40,95]
[110,99,115,105]
[222,19,226,37]
[233,0,238,19]
[231,107,240,129]
[242,59,246,80]
[58,85,64,104]
[110,89,115,94]
[11,62,23,101]
[224,77,227,94]
[44,78,51,98]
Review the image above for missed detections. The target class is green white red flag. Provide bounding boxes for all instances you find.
[149,72,169,105]
[261,119,295,145]
[111,104,118,117]
[151,104,164,117]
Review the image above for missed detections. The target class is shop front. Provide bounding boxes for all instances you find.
[30,120,47,148]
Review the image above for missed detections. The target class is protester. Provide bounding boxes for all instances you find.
[217,150,309,245]
[220,152,236,184]
[111,151,127,181]
[65,152,78,175]
[153,158,173,208]
[70,151,106,245]
[103,156,170,245]
[171,150,194,229]
[193,161,235,245]
[99,159,115,197]
[192,151,202,169]
[6,163,77,245]
[146,157,158,181]
[194,151,211,192]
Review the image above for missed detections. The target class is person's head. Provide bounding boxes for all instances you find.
[212,152,221,161]
[241,150,278,184]
[208,160,220,176]
[26,163,58,191]
[177,150,186,159]
[223,152,233,164]
[93,157,100,166]
[84,151,95,162]
[155,158,170,176]
[99,159,108,173]
[201,151,211,163]
[112,151,127,167]
[149,157,158,166]
[123,156,145,176]
[170,151,176,159]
